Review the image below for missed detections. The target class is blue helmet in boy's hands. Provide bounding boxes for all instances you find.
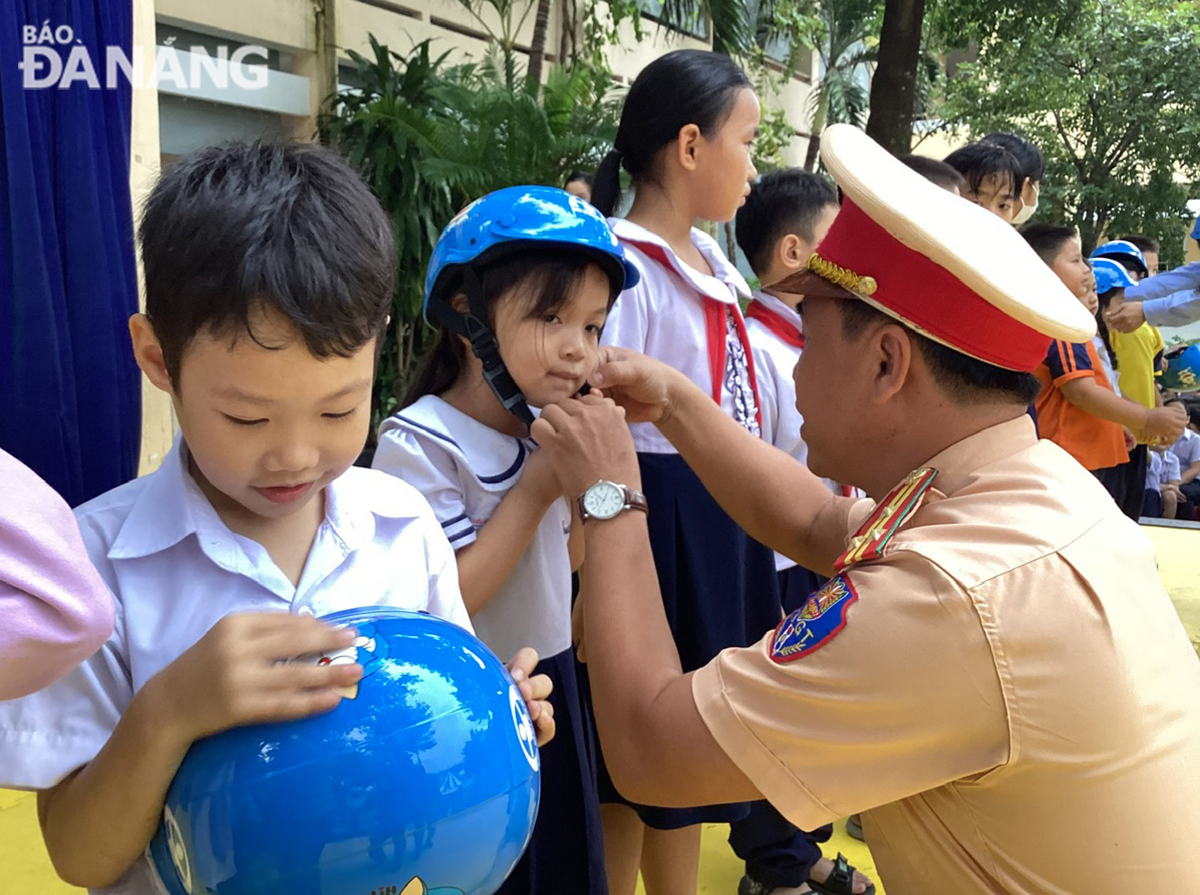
[1090,240,1148,278]
[423,186,639,426]
[1091,256,1138,295]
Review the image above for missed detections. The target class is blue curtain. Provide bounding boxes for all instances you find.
[1,0,140,507]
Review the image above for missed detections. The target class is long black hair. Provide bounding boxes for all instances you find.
[404,250,616,407]
[592,50,752,217]
[1096,288,1122,371]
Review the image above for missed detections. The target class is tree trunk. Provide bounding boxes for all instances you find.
[865,0,925,155]
[527,0,553,92]
[804,92,828,171]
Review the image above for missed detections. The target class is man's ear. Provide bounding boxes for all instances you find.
[129,313,174,394]
[869,323,914,407]
[674,124,702,172]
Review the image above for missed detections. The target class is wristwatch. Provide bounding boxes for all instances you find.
[578,479,649,523]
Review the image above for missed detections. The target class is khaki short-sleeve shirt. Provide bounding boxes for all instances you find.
[693,416,1200,894]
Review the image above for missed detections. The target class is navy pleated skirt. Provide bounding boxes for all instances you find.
[497,646,608,894]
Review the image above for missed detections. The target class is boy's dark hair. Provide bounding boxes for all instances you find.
[898,155,965,193]
[139,142,396,386]
[1121,234,1160,255]
[405,251,617,407]
[838,300,1041,405]
[593,50,751,216]
[566,171,594,188]
[735,170,838,278]
[943,142,1023,200]
[1019,222,1078,266]
[981,132,1044,184]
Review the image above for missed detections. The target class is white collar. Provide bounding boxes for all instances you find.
[609,217,750,305]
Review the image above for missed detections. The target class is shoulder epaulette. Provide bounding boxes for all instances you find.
[834,467,938,572]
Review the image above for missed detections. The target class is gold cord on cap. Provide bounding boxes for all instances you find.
[807,253,878,297]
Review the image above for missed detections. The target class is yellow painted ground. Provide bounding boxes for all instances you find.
[3,524,1194,895]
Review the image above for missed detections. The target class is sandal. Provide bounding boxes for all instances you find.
[807,853,876,895]
[845,814,865,841]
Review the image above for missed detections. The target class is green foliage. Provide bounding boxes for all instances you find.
[322,36,621,427]
[937,0,1200,266]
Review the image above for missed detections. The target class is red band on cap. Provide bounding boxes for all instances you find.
[817,200,1051,371]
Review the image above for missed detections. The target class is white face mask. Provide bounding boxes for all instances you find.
[1012,181,1040,225]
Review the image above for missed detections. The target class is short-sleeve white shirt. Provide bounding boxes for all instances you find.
[373,396,572,662]
[0,441,470,894]
[1170,428,1200,469]
[601,219,755,454]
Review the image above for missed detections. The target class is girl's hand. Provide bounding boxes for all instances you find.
[589,347,685,425]
[508,647,556,747]
[521,444,565,507]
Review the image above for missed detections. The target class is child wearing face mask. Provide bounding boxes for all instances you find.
[980,132,1043,225]
[587,48,794,895]
[943,141,1024,224]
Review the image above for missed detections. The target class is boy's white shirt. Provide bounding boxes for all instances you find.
[1171,427,1200,469]
[373,396,572,662]
[0,440,470,895]
[602,218,755,454]
[746,290,842,572]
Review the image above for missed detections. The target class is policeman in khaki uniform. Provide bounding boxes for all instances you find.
[532,125,1200,894]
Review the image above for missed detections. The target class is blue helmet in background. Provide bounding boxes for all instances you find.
[424,186,639,425]
[1191,214,1200,241]
[1163,344,1200,393]
[1091,256,1138,295]
[1091,240,1148,278]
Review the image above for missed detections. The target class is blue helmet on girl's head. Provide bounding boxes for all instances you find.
[1091,240,1148,278]
[1091,257,1138,295]
[425,186,639,312]
[423,186,639,426]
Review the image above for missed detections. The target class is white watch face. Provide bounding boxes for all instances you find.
[583,481,625,519]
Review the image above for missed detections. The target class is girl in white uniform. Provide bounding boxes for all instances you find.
[588,49,781,895]
[373,186,640,895]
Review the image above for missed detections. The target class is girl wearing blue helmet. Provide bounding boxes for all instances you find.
[372,185,639,895]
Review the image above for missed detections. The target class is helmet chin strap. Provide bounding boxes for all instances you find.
[433,266,536,429]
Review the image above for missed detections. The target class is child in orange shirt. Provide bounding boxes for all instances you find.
[1021,224,1185,516]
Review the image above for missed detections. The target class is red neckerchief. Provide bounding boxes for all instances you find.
[746,298,804,349]
[628,239,762,430]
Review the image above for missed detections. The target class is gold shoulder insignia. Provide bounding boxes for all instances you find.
[834,467,938,572]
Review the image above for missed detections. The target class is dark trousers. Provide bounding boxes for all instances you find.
[728,565,833,888]
[729,800,831,888]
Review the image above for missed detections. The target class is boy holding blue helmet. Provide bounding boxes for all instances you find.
[0,144,556,895]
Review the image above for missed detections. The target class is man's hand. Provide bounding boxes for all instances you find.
[151,613,362,745]
[531,394,641,500]
[1105,300,1147,333]
[589,348,687,426]
[507,648,555,747]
